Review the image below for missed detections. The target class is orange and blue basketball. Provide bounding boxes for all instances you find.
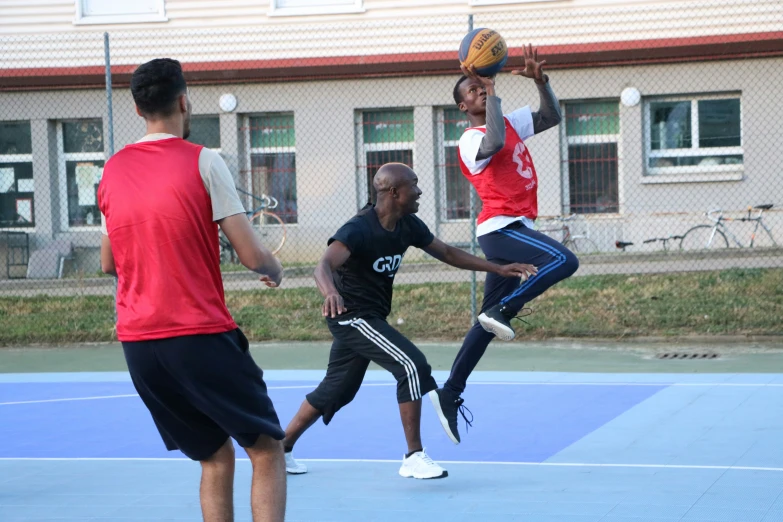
[458,28,508,77]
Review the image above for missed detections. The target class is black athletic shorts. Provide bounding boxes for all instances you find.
[306,315,437,424]
[122,328,284,461]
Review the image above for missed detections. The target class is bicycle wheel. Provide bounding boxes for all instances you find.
[250,210,287,255]
[566,237,599,254]
[679,225,728,251]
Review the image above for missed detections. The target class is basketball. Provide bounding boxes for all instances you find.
[458,28,508,77]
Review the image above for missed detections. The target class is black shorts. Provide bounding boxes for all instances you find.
[122,328,284,461]
[306,315,437,425]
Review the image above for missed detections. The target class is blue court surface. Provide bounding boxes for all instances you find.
[4,369,783,521]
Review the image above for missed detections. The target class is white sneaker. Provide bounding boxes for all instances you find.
[398,449,447,479]
[285,451,307,474]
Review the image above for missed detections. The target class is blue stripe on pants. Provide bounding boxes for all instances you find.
[444,222,579,396]
[498,227,568,306]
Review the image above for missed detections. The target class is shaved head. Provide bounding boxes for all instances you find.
[373,162,415,194]
[371,162,422,215]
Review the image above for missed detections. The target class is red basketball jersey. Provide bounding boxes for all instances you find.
[98,137,237,341]
[458,117,539,226]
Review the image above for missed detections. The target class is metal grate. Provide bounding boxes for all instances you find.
[656,352,720,359]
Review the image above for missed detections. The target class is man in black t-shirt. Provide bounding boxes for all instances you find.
[281,163,537,480]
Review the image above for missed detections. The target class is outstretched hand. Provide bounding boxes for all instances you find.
[511,44,547,83]
[496,263,538,281]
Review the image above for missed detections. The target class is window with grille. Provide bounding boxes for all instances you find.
[243,113,298,224]
[0,121,34,228]
[644,95,742,175]
[435,107,479,221]
[562,101,619,214]
[57,120,105,229]
[355,109,414,207]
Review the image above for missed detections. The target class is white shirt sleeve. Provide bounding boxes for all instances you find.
[100,212,108,235]
[458,129,493,175]
[198,148,247,222]
[506,106,535,141]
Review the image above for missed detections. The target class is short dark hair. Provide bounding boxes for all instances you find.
[131,58,187,118]
[453,75,469,105]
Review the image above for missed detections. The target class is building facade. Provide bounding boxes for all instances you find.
[1,0,781,276]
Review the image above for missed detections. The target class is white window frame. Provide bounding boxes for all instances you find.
[241,114,296,225]
[269,0,364,17]
[56,121,106,231]
[74,0,168,25]
[354,109,415,210]
[0,128,35,232]
[643,94,744,183]
[559,101,623,215]
[435,107,471,223]
[469,0,560,5]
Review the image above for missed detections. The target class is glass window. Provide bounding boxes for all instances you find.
[244,113,297,224]
[469,0,558,4]
[566,102,620,137]
[187,116,221,149]
[436,108,477,221]
[698,99,741,148]
[270,0,363,16]
[66,160,105,226]
[0,121,32,155]
[75,0,167,24]
[58,120,105,228]
[650,101,692,150]
[357,109,414,205]
[0,122,35,228]
[563,102,620,214]
[645,96,743,174]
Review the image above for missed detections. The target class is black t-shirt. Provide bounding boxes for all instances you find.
[328,207,434,319]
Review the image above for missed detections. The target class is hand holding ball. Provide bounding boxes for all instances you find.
[458,28,508,77]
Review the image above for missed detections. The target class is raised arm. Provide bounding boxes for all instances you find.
[511,44,562,134]
[314,241,352,318]
[219,214,283,287]
[461,64,506,161]
[422,237,537,280]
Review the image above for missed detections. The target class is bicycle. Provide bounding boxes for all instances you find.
[536,214,600,254]
[615,234,683,252]
[679,204,777,250]
[219,189,287,264]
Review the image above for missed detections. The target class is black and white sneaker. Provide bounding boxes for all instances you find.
[428,388,472,445]
[478,303,518,340]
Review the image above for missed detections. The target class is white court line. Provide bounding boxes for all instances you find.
[4,380,783,406]
[1,457,783,473]
[0,394,139,406]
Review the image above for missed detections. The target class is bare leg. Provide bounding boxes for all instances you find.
[399,399,423,453]
[245,435,286,522]
[282,399,321,451]
[199,438,235,522]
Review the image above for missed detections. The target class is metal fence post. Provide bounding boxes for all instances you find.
[104,32,117,327]
[467,14,478,325]
[104,32,114,157]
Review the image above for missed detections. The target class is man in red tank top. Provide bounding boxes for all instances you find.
[98,58,286,522]
[429,46,580,446]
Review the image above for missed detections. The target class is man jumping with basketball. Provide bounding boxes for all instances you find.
[99,58,286,522]
[429,44,580,445]
[281,162,537,479]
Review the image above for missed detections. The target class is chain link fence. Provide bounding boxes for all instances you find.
[1,0,781,340]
